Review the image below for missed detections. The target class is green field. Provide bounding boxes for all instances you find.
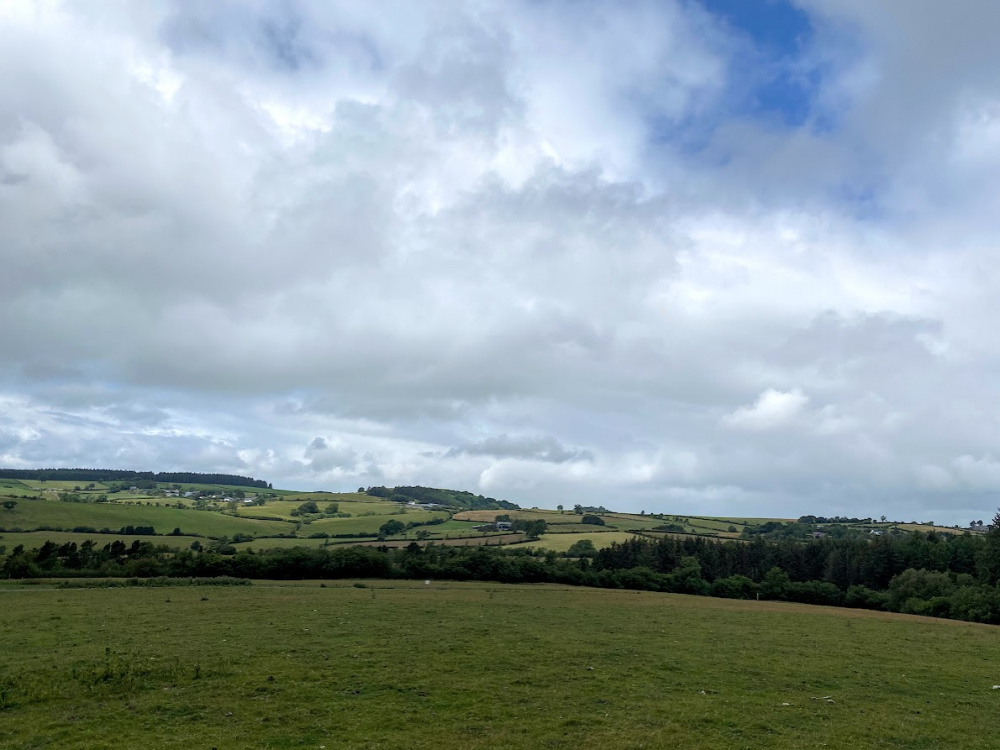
[307,511,450,536]
[0,530,203,551]
[13,480,111,491]
[519,531,642,552]
[235,496,403,521]
[2,581,998,748]
[0,498,290,538]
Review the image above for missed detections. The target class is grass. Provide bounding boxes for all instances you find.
[235,497,403,521]
[0,498,290,539]
[306,511,449,536]
[12,480,110,491]
[2,581,1000,748]
[0,531,203,551]
[518,531,642,552]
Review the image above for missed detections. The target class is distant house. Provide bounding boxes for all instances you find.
[811,531,826,539]
[183,491,196,497]
[869,529,883,536]
[496,521,512,531]
[165,490,179,497]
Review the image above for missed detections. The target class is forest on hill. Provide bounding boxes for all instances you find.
[0,468,270,488]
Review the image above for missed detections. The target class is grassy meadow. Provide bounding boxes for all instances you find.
[2,580,1000,749]
[0,531,204,552]
[519,531,642,553]
[0,498,289,538]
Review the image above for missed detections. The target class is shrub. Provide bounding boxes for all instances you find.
[710,575,757,599]
[844,585,886,610]
[887,569,955,611]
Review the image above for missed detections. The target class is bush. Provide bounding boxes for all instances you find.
[844,585,886,610]
[710,575,757,599]
[581,515,605,526]
[785,580,844,607]
[759,567,790,600]
[948,586,1000,624]
[887,568,955,611]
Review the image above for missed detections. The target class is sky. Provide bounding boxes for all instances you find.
[3,1,1000,524]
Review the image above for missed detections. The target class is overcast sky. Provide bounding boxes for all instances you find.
[4,1,1000,523]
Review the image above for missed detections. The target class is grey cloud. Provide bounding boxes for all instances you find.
[4,2,1000,524]
[445,434,593,464]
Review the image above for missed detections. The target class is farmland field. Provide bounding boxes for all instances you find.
[234,497,403,521]
[0,531,203,551]
[0,498,290,538]
[2,580,1000,749]
[307,511,449,536]
[518,531,642,552]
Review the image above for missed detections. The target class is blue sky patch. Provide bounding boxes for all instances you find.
[699,0,822,128]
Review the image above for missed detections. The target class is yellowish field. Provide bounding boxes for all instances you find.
[517,531,642,552]
[894,523,967,535]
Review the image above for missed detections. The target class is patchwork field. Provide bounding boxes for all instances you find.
[518,531,643,552]
[0,498,289,538]
[0,531,204,552]
[2,581,999,749]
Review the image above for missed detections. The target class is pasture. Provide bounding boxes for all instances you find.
[519,531,642,552]
[0,531,203,551]
[2,581,1000,749]
[0,498,289,538]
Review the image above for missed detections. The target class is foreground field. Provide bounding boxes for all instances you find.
[2,582,999,749]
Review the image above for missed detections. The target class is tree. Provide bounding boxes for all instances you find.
[581,515,605,526]
[557,505,564,513]
[979,509,1000,583]
[566,539,596,558]
[887,568,955,612]
[325,503,340,514]
[379,519,406,537]
[1,500,17,511]
[291,500,320,516]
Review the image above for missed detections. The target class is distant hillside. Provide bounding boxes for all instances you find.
[0,468,271,489]
[364,485,519,511]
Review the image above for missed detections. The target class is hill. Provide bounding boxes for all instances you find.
[0,468,271,488]
[363,485,520,511]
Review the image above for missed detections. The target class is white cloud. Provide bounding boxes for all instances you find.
[723,389,810,431]
[4,1,1000,523]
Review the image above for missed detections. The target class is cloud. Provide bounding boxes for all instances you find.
[723,389,809,431]
[445,434,593,463]
[3,1,1000,523]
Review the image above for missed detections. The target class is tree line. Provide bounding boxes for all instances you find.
[0,468,270,488]
[7,519,1000,624]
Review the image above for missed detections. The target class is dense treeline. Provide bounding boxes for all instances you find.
[0,468,270,489]
[364,485,520,511]
[7,523,1000,625]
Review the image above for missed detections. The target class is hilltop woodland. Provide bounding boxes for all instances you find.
[8,510,1000,626]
